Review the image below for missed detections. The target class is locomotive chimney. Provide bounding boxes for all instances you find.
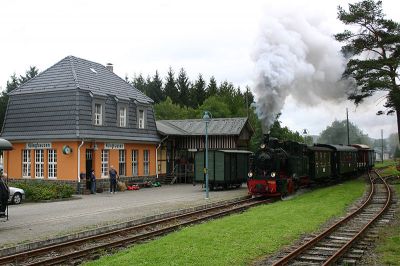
[264,132,270,144]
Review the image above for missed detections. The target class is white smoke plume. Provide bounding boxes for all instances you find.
[252,10,353,133]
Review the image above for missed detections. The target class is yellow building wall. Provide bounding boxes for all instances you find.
[4,141,157,181]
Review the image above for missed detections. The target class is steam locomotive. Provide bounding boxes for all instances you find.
[246,135,375,197]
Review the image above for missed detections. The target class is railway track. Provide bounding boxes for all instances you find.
[271,170,393,266]
[0,197,269,265]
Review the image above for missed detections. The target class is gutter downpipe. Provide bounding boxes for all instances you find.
[156,136,169,179]
[77,140,85,193]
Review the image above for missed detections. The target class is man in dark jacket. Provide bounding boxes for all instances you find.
[0,173,10,217]
[109,165,119,194]
[90,169,96,194]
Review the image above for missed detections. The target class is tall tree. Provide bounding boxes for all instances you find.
[132,73,147,93]
[18,66,39,84]
[190,74,207,108]
[335,0,400,142]
[269,114,304,143]
[197,95,231,118]
[146,71,165,104]
[154,97,195,120]
[206,76,218,97]
[164,67,179,104]
[318,120,372,145]
[176,68,190,107]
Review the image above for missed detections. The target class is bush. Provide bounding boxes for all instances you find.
[10,180,75,202]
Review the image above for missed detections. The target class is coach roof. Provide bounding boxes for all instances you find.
[316,144,358,152]
[9,56,153,104]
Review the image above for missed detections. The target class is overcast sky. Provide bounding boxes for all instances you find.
[0,0,398,139]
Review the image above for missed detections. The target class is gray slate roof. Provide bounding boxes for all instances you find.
[10,56,153,104]
[156,117,251,136]
[1,56,159,143]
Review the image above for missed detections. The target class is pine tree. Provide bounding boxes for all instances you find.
[146,71,165,104]
[190,74,207,108]
[206,76,218,97]
[18,66,39,85]
[335,0,400,142]
[164,67,179,104]
[132,74,147,93]
[176,68,191,107]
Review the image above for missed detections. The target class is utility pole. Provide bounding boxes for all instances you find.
[381,129,384,162]
[246,86,249,118]
[346,108,350,145]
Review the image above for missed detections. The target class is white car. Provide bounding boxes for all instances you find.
[8,187,25,204]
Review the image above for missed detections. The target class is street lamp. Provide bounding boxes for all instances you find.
[203,111,212,199]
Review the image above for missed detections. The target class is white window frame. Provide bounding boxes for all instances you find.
[35,149,44,179]
[95,103,103,126]
[144,149,149,176]
[132,150,138,176]
[101,150,109,177]
[119,150,126,176]
[48,149,57,179]
[138,109,145,129]
[119,107,127,127]
[22,149,31,178]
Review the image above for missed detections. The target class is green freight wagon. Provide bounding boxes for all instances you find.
[194,150,252,190]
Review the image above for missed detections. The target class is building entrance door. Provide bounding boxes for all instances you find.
[85,149,93,189]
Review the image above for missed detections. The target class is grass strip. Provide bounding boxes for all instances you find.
[376,183,400,266]
[85,179,365,266]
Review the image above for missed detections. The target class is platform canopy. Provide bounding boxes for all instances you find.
[0,138,13,150]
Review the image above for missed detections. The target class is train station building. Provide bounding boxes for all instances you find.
[0,55,254,192]
[1,56,160,191]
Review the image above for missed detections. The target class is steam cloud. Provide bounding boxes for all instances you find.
[252,11,353,133]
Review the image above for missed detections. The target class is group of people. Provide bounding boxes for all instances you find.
[89,165,119,194]
[0,173,9,218]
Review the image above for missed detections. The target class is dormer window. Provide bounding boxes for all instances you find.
[119,107,126,127]
[95,103,103,125]
[138,109,145,129]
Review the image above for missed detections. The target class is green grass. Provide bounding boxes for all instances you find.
[376,183,400,266]
[375,160,397,169]
[375,160,400,177]
[85,179,365,266]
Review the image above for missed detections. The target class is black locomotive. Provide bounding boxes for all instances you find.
[247,135,375,197]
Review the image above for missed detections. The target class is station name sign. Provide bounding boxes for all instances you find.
[104,143,124,150]
[26,142,52,149]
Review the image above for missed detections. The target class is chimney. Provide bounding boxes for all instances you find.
[106,63,113,72]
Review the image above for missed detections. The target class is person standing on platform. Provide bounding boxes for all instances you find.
[0,173,10,218]
[109,165,119,194]
[90,169,96,194]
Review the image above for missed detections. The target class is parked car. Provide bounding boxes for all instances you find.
[8,187,25,204]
